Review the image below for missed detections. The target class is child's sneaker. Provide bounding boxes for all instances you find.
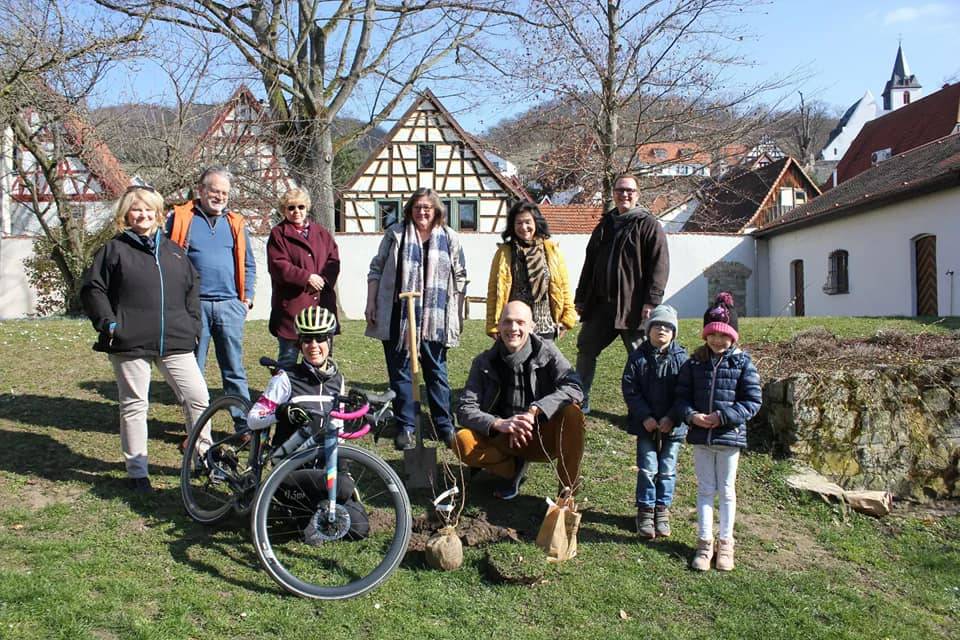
[654,505,671,538]
[635,506,656,539]
[691,538,714,571]
[715,538,735,571]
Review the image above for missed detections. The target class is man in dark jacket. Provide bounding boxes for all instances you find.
[455,301,585,500]
[574,173,669,413]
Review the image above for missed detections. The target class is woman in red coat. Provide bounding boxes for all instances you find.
[267,188,341,368]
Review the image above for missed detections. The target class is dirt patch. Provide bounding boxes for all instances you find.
[408,512,520,551]
[747,328,960,379]
[736,511,843,572]
[0,476,86,512]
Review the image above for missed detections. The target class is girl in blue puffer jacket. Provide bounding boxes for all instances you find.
[674,292,762,572]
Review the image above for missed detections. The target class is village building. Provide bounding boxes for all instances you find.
[660,156,821,233]
[820,45,924,163]
[755,133,960,317]
[338,90,526,234]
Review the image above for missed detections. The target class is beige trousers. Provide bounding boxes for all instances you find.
[109,352,209,478]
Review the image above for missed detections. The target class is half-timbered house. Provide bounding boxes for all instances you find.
[339,90,525,233]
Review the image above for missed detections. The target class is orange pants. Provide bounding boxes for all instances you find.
[454,404,585,490]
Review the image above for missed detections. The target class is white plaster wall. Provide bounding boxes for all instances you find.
[0,237,37,318]
[2,230,756,321]
[254,231,756,322]
[762,187,960,317]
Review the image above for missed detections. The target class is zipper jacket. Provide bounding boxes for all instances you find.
[456,334,583,436]
[81,231,201,358]
[673,346,762,449]
[621,339,689,440]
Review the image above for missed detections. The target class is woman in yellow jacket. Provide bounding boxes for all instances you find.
[486,201,578,340]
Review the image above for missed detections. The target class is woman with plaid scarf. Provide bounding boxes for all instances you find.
[365,188,467,451]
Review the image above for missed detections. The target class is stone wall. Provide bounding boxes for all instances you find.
[758,359,960,500]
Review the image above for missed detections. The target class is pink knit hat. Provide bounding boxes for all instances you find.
[701,291,739,342]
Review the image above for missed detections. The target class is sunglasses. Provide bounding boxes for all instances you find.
[287,204,307,211]
[124,184,157,194]
[299,336,329,345]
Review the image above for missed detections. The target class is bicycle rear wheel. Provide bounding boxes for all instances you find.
[251,444,411,600]
[181,395,260,524]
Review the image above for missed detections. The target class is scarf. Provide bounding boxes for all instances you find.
[510,237,548,302]
[397,221,452,351]
[496,338,533,417]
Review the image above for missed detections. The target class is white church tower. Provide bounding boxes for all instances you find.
[881,44,922,113]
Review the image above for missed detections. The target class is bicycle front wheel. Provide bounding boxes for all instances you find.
[251,444,412,600]
[181,394,260,525]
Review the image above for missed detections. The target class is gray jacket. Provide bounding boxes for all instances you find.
[365,223,467,347]
[456,334,584,436]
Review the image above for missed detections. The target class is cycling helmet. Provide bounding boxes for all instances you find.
[294,305,337,337]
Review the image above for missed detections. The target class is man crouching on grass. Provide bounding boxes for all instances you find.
[455,301,586,500]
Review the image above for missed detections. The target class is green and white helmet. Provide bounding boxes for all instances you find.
[294,305,337,337]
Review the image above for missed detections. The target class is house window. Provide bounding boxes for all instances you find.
[903,92,910,106]
[441,199,452,222]
[418,144,435,171]
[653,148,668,160]
[457,199,477,231]
[824,250,849,294]
[679,165,690,175]
[794,189,807,205]
[377,199,401,230]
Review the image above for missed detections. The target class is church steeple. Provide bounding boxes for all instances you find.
[882,44,922,112]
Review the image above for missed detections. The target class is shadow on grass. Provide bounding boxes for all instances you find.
[577,509,694,560]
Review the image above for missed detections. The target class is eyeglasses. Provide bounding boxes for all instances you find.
[287,204,307,211]
[413,205,435,212]
[613,188,637,195]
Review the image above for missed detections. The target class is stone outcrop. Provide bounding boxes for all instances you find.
[756,359,960,500]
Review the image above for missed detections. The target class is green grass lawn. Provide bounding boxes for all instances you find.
[0,316,957,639]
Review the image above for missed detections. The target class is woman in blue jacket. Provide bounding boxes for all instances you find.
[675,293,761,572]
[81,186,209,494]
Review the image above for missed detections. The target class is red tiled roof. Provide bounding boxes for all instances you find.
[637,142,712,166]
[829,82,960,188]
[757,133,960,237]
[539,204,604,233]
[61,114,130,198]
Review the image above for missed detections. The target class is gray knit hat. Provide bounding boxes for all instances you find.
[644,304,678,334]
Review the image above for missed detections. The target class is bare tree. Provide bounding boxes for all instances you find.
[1,1,148,314]
[492,0,789,211]
[96,0,511,231]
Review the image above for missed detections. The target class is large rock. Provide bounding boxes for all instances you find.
[758,359,960,500]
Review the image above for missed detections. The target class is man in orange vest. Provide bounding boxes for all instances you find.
[167,166,256,430]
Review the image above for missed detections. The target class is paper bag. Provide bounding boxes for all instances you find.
[535,494,581,562]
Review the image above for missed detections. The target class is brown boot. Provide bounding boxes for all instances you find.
[654,505,671,538]
[715,538,735,571]
[691,538,714,571]
[635,506,656,539]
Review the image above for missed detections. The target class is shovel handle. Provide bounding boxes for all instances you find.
[398,291,422,376]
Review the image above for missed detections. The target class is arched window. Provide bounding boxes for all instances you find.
[824,250,849,294]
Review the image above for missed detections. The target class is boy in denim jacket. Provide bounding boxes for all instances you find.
[621,304,687,539]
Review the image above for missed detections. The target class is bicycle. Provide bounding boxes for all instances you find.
[181,357,412,600]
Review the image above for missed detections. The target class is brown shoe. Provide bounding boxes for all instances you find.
[635,506,656,539]
[654,505,671,538]
[715,538,735,571]
[691,538,714,571]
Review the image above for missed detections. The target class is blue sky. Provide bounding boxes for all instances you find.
[93,1,960,134]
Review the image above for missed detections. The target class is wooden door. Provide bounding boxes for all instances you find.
[791,259,805,317]
[915,235,938,316]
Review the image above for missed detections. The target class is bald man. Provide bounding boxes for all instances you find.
[455,301,585,500]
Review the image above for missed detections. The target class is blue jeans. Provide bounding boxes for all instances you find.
[197,298,250,426]
[382,338,454,437]
[276,337,300,370]
[635,434,682,508]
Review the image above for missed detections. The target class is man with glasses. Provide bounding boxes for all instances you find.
[573,173,669,414]
[168,166,256,431]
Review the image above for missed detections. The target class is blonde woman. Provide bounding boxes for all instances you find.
[267,187,340,369]
[81,186,209,493]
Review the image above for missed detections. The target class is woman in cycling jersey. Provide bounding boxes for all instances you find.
[247,305,345,444]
